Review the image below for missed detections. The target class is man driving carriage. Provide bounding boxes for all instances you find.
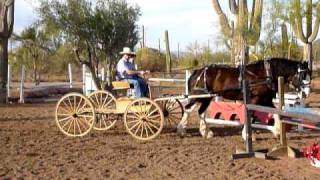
[116,47,149,97]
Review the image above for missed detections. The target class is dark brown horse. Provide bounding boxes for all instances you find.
[177,58,311,138]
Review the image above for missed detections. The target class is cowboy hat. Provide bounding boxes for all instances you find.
[119,47,135,55]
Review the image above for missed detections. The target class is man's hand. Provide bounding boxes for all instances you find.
[139,70,150,75]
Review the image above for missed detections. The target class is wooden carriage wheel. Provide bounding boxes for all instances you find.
[124,98,164,141]
[88,90,117,131]
[55,93,95,137]
[158,99,184,128]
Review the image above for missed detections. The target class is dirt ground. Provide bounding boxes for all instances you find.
[1,80,320,179]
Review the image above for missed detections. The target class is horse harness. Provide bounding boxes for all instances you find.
[192,60,275,92]
[193,66,209,92]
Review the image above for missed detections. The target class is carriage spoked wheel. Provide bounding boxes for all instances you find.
[55,93,96,137]
[88,90,117,131]
[158,99,184,128]
[124,98,164,141]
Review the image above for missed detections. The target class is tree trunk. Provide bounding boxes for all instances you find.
[0,38,8,103]
[86,65,101,90]
[304,43,313,74]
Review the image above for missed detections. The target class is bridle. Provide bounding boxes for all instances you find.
[294,67,311,88]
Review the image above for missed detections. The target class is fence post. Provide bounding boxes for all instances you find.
[68,63,73,88]
[7,64,11,100]
[19,65,25,103]
[82,64,86,94]
[101,67,105,82]
[243,80,253,153]
[267,77,297,158]
[278,77,287,146]
[185,70,190,95]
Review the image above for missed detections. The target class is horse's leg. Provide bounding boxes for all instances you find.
[177,99,198,136]
[198,98,213,138]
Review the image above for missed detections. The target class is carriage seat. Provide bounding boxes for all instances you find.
[112,81,135,97]
[112,81,132,90]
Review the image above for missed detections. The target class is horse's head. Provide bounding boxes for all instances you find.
[292,61,311,97]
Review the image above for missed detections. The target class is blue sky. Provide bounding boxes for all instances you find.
[14,0,231,51]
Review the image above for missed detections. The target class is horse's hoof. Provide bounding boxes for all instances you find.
[206,131,214,139]
[252,134,257,142]
[201,130,213,139]
[177,128,186,137]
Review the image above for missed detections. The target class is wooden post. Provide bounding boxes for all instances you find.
[19,65,25,104]
[82,64,86,94]
[177,43,180,60]
[164,30,172,72]
[185,70,190,96]
[268,77,298,158]
[243,81,253,153]
[232,80,267,160]
[278,77,286,146]
[158,38,161,56]
[68,63,73,88]
[7,64,10,100]
[142,25,145,48]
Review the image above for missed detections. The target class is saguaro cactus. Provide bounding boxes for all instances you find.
[164,30,172,72]
[281,23,289,58]
[290,0,320,73]
[0,0,14,103]
[211,0,263,66]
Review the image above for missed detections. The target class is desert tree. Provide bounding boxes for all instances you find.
[13,25,53,85]
[38,0,140,89]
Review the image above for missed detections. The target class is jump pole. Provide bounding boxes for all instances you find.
[267,77,298,158]
[232,80,267,160]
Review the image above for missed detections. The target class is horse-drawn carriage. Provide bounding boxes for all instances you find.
[55,58,312,141]
[55,80,184,141]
